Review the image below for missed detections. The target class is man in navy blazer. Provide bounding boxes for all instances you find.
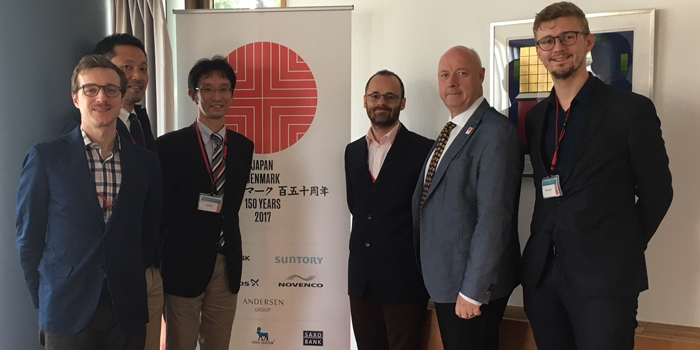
[15,55,162,349]
[521,3,672,349]
[412,46,522,350]
[345,70,433,350]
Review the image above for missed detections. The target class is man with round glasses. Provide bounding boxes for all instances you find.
[521,2,673,350]
[16,54,162,350]
[344,70,433,350]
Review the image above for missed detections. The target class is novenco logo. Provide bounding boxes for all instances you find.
[279,275,323,288]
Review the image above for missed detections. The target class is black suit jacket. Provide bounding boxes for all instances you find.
[345,124,433,304]
[157,123,254,297]
[62,105,157,152]
[522,77,673,297]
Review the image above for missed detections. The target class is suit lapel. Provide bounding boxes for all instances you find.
[108,137,137,230]
[529,101,550,178]
[374,124,409,186]
[560,80,607,185]
[61,128,105,229]
[425,100,489,200]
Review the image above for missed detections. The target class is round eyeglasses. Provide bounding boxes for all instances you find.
[195,87,234,98]
[78,84,122,98]
[536,31,589,51]
[365,93,402,103]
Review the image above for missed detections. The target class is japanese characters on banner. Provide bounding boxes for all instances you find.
[174,7,352,349]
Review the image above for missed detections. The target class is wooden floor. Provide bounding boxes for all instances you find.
[421,306,700,350]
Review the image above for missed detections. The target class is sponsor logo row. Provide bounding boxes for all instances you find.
[242,255,324,264]
[251,327,323,346]
[241,275,325,288]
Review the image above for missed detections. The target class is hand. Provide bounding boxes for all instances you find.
[455,296,482,319]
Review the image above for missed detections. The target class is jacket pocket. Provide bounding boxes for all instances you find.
[39,259,73,278]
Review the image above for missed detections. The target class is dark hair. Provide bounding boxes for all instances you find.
[187,56,237,91]
[93,33,147,59]
[533,2,590,37]
[71,55,127,95]
[365,69,405,98]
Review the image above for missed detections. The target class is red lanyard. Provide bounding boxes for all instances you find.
[550,98,571,172]
[195,122,228,186]
[127,115,147,146]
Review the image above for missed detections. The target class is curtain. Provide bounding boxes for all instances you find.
[113,0,175,135]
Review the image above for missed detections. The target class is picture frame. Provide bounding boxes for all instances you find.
[489,9,656,176]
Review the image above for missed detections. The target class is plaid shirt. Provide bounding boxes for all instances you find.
[82,129,122,222]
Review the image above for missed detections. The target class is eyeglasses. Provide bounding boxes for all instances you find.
[78,84,122,98]
[535,31,589,51]
[365,93,402,103]
[196,87,234,98]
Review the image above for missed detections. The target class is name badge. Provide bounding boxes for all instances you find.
[198,193,223,213]
[542,175,563,199]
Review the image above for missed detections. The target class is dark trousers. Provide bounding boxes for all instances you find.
[350,296,427,350]
[42,283,146,350]
[434,295,509,350]
[523,254,639,350]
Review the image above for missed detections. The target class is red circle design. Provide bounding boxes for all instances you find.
[225,42,318,154]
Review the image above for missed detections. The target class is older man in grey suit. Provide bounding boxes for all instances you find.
[412,46,522,350]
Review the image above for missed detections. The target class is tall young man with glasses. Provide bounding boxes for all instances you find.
[157,57,254,350]
[521,2,673,349]
[344,70,433,350]
[16,55,162,350]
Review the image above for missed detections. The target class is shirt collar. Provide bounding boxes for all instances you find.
[81,128,121,151]
[119,108,132,125]
[548,73,596,108]
[196,119,226,142]
[448,96,485,127]
[365,122,401,146]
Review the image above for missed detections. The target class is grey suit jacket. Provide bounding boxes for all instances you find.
[412,99,523,304]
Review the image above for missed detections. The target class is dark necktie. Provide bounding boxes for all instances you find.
[420,121,457,207]
[128,113,145,147]
[211,133,226,250]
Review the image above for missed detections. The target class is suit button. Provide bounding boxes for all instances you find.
[365,242,370,247]
[370,189,376,193]
[555,198,561,204]
[367,214,372,220]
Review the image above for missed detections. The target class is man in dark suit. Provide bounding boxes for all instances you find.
[345,70,433,350]
[63,34,157,152]
[521,3,673,350]
[15,54,162,350]
[158,57,254,350]
[412,46,523,350]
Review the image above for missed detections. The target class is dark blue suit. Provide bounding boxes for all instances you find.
[15,127,162,334]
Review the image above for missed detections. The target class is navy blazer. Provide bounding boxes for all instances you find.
[15,127,162,334]
[412,100,523,304]
[158,123,254,297]
[522,77,673,297]
[345,124,433,305]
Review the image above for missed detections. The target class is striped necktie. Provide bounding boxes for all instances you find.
[420,121,456,207]
[211,133,226,195]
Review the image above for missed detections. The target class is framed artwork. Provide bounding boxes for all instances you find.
[489,9,655,176]
[214,0,286,9]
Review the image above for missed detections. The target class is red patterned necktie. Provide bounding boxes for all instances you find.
[420,121,457,207]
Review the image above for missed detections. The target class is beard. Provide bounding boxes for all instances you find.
[368,106,400,129]
[549,57,585,80]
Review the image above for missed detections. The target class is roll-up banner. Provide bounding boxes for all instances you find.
[174,6,352,349]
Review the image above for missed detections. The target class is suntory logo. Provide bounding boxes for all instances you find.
[274,256,323,264]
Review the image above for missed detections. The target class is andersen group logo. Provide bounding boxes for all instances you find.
[252,326,275,345]
[279,274,324,288]
[225,42,318,154]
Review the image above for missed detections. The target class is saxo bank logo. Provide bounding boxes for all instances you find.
[252,326,275,345]
[279,275,324,288]
[303,330,324,346]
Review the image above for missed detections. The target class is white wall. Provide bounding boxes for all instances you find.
[166,0,700,327]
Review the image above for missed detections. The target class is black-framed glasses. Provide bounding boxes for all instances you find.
[196,87,234,98]
[365,93,402,103]
[79,84,122,98]
[536,31,589,51]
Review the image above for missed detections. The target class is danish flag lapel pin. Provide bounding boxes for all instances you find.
[466,126,474,135]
